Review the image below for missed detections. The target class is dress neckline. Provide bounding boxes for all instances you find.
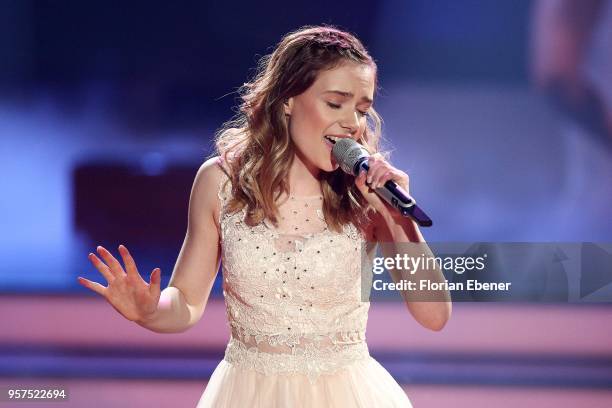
[288,195,323,200]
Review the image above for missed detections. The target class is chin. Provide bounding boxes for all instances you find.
[321,164,335,172]
[302,149,340,174]
[318,158,339,173]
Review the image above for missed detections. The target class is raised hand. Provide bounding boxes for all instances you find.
[77,245,161,323]
[354,153,410,220]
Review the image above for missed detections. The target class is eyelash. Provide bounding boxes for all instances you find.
[327,102,369,118]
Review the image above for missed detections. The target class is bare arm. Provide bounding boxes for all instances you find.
[356,155,452,331]
[369,210,452,332]
[137,157,225,333]
[79,156,226,334]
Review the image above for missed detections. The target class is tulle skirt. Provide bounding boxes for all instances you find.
[197,357,412,407]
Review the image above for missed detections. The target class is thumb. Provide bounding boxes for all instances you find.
[354,170,387,214]
[355,169,366,187]
[354,170,370,194]
[149,268,161,296]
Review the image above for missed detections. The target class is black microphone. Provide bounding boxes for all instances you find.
[332,138,433,227]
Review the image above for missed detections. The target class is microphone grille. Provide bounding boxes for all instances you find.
[332,138,369,175]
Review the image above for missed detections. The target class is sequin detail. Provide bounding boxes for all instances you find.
[217,171,370,381]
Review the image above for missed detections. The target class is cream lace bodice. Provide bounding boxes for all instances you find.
[217,169,374,381]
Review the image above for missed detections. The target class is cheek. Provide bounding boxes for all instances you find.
[290,102,327,143]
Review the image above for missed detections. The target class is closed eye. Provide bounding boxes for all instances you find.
[326,102,369,118]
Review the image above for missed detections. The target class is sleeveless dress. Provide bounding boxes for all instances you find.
[197,166,413,407]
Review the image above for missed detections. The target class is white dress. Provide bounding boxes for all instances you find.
[197,166,412,407]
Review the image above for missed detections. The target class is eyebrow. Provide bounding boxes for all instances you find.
[323,90,373,104]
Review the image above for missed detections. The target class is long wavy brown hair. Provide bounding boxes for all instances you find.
[213,25,384,233]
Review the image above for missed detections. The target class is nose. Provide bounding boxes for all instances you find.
[340,111,360,135]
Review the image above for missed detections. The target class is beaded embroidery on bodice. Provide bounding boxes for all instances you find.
[217,168,372,381]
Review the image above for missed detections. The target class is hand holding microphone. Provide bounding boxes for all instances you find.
[332,138,433,227]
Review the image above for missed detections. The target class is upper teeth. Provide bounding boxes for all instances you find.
[325,135,340,142]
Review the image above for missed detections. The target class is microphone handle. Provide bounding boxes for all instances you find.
[355,159,433,227]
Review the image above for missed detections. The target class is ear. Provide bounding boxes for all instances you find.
[283,97,294,116]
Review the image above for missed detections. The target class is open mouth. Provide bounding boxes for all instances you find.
[323,135,341,150]
[324,135,340,144]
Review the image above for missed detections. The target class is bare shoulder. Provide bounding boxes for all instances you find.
[190,156,229,229]
[194,156,227,194]
[198,155,228,180]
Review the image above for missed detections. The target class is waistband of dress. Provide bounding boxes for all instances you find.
[223,336,370,381]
